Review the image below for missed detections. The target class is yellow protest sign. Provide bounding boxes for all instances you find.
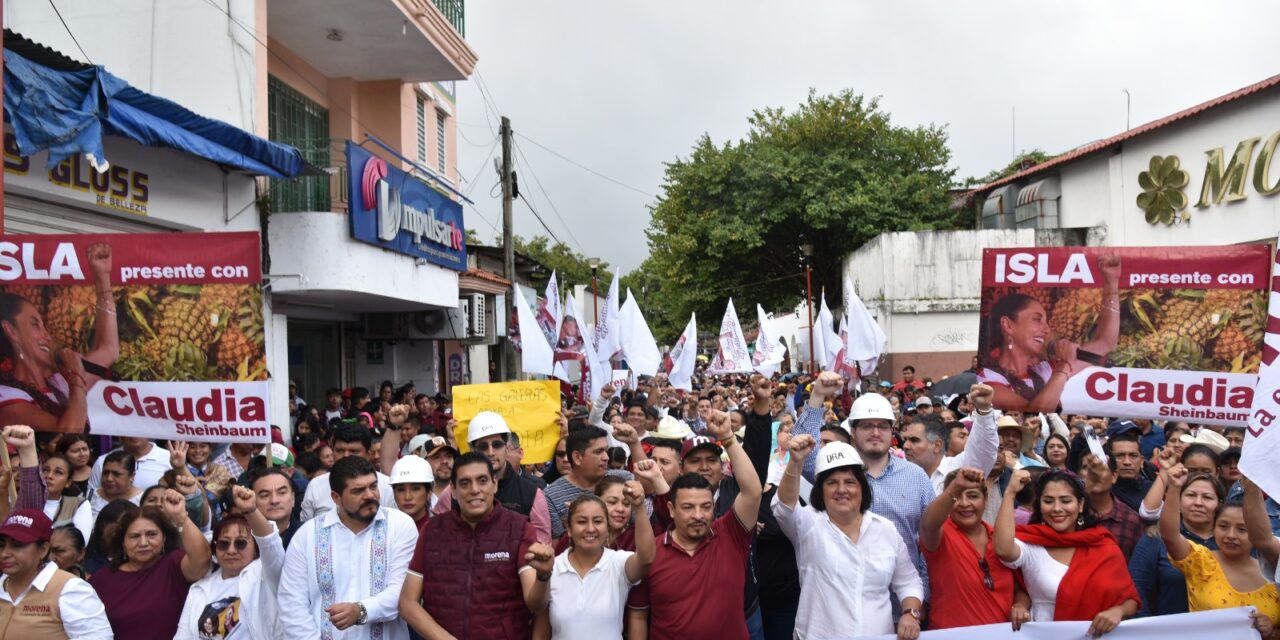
[451,380,561,464]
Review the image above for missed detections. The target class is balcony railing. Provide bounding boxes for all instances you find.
[432,0,465,37]
[270,138,349,214]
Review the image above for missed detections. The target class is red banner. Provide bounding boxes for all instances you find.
[0,232,260,285]
[0,233,268,442]
[977,245,1270,425]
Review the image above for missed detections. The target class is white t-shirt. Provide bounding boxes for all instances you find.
[978,361,1054,390]
[547,547,637,640]
[1002,539,1070,621]
[197,573,245,639]
[88,443,172,494]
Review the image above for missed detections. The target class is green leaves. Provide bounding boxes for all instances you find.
[639,89,956,339]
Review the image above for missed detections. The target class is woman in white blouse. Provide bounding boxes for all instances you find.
[533,479,654,640]
[773,435,923,640]
[176,485,285,639]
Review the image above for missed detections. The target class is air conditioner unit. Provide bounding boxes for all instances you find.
[407,308,466,339]
[464,293,486,338]
[363,313,407,340]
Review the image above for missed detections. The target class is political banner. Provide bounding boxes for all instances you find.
[611,369,631,390]
[707,298,752,374]
[1241,238,1280,498]
[666,313,698,391]
[753,304,785,378]
[858,606,1255,640]
[977,245,1270,425]
[451,380,561,464]
[0,232,268,442]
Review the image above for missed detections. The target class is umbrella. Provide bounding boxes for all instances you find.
[927,371,978,399]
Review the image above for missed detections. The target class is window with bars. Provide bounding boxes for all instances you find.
[267,76,330,212]
[416,94,428,164]
[436,109,448,174]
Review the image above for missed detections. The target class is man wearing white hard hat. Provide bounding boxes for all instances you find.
[430,411,552,543]
[774,434,924,639]
[794,371,936,617]
[390,455,435,527]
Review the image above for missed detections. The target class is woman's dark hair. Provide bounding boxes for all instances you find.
[1218,447,1242,467]
[55,434,94,462]
[810,466,872,514]
[0,293,67,418]
[294,431,321,453]
[1030,470,1098,528]
[1215,496,1245,523]
[86,500,139,562]
[1181,444,1220,467]
[110,507,181,568]
[380,380,394,393]
[211,514,259,562]
[564,493,608,540]
[42,453,73,476]
[102,450,137,476]
[982,293,1046,400]
[608,446,628,467]
[53,524,86,554]
[1044,434,1071,467]
[295,451,327,476]
[140,484,168,504]
[593,474,627,497]
[1181,472,1226,502]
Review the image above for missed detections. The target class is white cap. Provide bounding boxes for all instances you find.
[848,393,895,423]
[466,411,511,444]
[407,434,433,455]
[815,441,864,476]
[390,455,434,484]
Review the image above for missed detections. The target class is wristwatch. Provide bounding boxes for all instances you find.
[905,608,922,621]
[356,602,368,625]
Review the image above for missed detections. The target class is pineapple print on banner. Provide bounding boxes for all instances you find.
[80,283,267,383]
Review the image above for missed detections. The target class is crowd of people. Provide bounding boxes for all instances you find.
[0,367,1277,639]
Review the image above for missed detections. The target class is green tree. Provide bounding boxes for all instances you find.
[514,235,611,292]
[644,90,956,335]
[966,149,1055,186]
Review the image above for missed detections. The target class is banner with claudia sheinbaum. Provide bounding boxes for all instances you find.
[0,232,269,443]
[976,244,1270,426]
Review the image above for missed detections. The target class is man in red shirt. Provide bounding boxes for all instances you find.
[892,365,926,394]
[627,410,761,640]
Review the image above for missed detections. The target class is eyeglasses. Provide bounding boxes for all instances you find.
[215,538,250,552]
[854,423,893,433]
[471,440,506,452]
[978,557,995,591]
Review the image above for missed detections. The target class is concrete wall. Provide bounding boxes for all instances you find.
[8,0,261,133]
[352,338,439,396]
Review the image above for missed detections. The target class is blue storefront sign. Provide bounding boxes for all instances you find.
[347,141,467,271]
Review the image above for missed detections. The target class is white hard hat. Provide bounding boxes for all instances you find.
[848,393,895,424]
[390,455,434,485]
[466,411,511,444]
[815,441,864,476]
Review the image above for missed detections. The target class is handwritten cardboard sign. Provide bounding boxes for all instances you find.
[452,380,561,464]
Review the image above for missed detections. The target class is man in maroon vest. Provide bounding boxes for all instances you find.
[399,452,555,640]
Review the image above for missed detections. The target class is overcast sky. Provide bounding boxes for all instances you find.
[457,1,1280,275]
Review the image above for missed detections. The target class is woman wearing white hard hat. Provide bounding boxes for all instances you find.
[389,455,435,527]
[773,434,924,640]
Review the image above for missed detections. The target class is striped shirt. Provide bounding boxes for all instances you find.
[546,470,634,539]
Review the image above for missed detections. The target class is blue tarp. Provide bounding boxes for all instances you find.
[3,49,309,178]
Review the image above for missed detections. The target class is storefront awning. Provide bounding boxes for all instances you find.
[3,33,315,179]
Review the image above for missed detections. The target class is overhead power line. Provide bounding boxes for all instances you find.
[514,132,656,199]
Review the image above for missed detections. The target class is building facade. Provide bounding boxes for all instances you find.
[844,74,1280,382]
[9,0,479,429]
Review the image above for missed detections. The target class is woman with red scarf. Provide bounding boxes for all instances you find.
[995,468,1139,637]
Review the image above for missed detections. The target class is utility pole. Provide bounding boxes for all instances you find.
[500,116,515,381]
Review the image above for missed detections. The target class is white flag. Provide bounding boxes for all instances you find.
[707,299,753,374]
[752,304,786,377]
[817,291,842,371]
[619,289,662,376]
[666,313,698,391]
[561,292,607,399]
[843,276,887,376]
[1241,238,1280,497]
[513,284,554,376]
[593,269,622,362]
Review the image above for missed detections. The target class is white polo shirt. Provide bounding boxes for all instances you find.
[87,443,171,494]
[0,562,113,639]
[546,547,638,640]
